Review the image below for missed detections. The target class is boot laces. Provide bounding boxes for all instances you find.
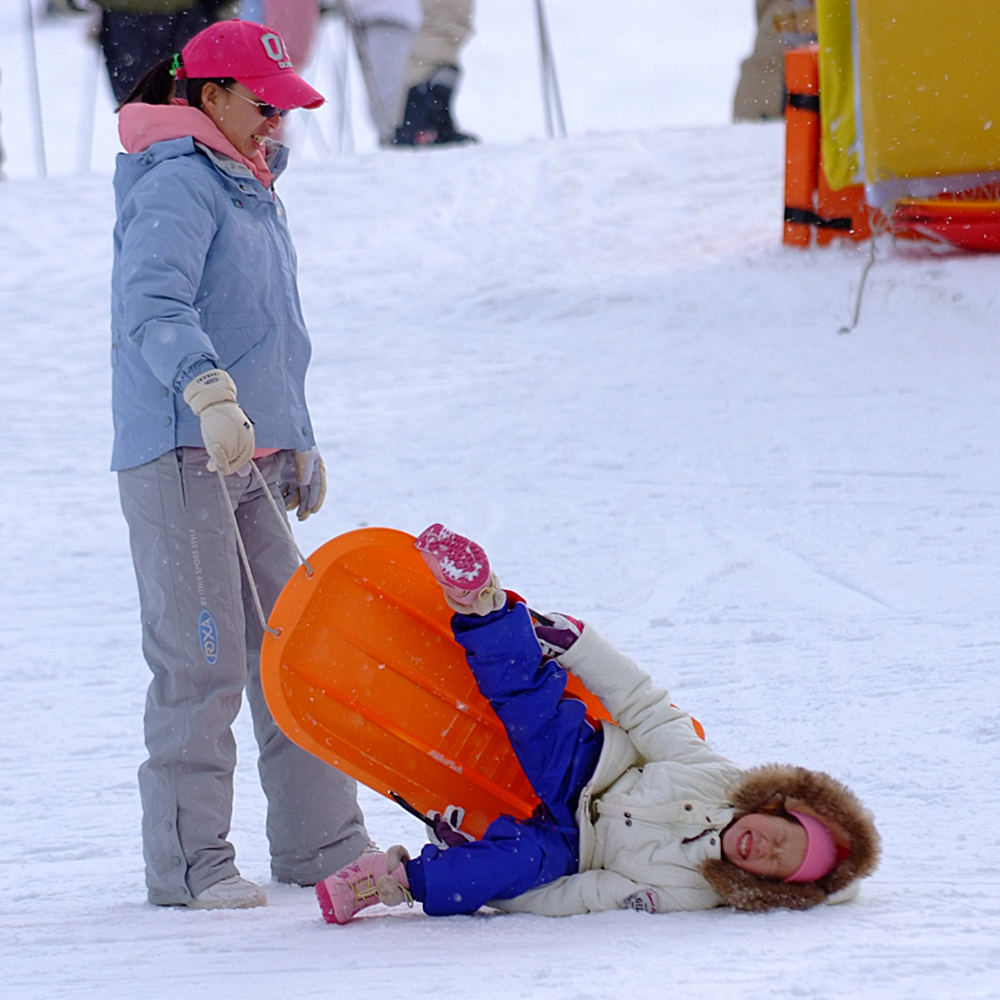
[348,868,381,904]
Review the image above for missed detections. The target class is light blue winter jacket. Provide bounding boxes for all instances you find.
[110,136,315,471]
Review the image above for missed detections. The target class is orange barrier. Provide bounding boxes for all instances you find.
[261,528,704,839]
[783,45,876,247]
[783,45,820,247]
[816,168,874,245]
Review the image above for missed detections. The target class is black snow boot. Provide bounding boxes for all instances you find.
[394,65,478,147]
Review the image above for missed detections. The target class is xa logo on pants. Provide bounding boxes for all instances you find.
[199,609,219,665]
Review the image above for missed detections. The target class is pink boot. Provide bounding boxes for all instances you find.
[315,846,412,925]
[415,524,505,614]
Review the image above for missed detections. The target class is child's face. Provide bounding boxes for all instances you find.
[721,813,808,880]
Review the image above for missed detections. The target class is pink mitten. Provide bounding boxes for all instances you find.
[415,524,504,615]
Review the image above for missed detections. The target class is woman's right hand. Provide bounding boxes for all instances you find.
[182,369,255,475]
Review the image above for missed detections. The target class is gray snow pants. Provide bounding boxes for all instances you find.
[118,448,369,905]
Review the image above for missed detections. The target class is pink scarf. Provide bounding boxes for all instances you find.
[118,101,274,189]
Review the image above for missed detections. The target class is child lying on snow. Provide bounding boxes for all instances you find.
[317,525,881,922]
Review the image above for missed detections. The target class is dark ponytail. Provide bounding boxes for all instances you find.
[116,52,234,113]
[117,55,177,110]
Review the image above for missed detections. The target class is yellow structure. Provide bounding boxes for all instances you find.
[815,0,1000,202]
[815,0,858,190]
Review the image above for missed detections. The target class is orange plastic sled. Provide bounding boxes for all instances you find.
[261,528,615,838]
[262,528,705,840]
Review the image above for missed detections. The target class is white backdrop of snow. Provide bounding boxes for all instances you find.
[1,4,999,999]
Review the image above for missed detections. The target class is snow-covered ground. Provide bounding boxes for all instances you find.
[2,4,1000,999]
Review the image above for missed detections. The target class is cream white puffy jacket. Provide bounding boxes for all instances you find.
[491,625,744,915]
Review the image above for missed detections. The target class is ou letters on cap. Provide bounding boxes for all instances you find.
[176,19,325,111]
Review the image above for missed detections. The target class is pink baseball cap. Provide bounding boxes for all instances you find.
[784,810,839,883]
[176,20,324,110]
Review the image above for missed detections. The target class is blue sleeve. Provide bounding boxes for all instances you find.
[118,162,220,392]
[451,601,550,704]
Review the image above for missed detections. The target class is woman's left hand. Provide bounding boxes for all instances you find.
[283,446,327,521]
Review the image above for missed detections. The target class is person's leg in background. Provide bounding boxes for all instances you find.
[98,2,214,104]
[261,0,322,68]
[395,0,476,145]
[732,0,816,121]
[342,0,423,145]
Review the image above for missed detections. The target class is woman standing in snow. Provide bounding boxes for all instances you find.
[317,526,880,922]
[111,19,369,909]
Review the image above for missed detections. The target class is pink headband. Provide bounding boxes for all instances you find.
[785,810,839,883]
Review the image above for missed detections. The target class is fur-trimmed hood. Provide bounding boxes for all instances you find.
[700,764,881,912]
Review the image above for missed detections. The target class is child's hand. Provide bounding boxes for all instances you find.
[429,805,476,848]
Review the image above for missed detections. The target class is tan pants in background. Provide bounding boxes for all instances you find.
[732,0,815,121]
[406,0,475,89]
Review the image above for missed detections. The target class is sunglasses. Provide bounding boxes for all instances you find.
[224,87,290,119]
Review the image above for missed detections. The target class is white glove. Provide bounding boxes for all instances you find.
[182,369,255,475]
[442,572,506,616]
[427,805,476,849]
[283,446,327,521]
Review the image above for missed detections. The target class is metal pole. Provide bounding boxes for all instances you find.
[535,0,553,138]
[325,7,354,154]
[534,0,567,139]
[76,37,100,175]
[295,26,331,157]
[0,67,7,180]
[337,16,353,154]
[24,0,47,178]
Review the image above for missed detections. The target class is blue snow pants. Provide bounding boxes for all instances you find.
[406,601,604,915]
